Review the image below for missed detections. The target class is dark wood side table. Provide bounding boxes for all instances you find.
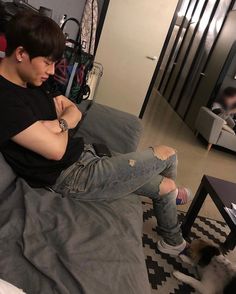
[181,175,236,251]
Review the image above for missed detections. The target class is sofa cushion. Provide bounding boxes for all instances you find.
[222,124,235,135]
[217,130,236,152]
[78,102,142,154]
[0,153,16,194]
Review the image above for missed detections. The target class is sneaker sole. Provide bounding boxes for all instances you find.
[157,240,186,256]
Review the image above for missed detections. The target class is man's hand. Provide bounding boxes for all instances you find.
[41,120,61,134]
[229,108,236,114]
[53,95,82,129]
[53,96,64,117]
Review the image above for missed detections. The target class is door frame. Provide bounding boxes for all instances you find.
[95,0,110,55]
[139,0,183,118]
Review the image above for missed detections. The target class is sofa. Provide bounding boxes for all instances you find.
[195,106,236,152]
[0,101,151,294]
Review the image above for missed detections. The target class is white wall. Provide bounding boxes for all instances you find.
[94,0,178,115]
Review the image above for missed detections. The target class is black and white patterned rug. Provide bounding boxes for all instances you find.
[142,201,231,294]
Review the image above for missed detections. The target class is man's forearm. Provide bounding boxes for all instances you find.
[40,120,69,159]
[55,130,69,159]
[60,105,82,129]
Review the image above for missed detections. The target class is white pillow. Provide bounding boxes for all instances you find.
[0,278,26,293]
[222,124,235,135]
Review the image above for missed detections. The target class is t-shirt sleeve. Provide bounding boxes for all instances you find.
[0,94,38,146]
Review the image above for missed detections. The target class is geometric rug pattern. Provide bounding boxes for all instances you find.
[142,201,230,294]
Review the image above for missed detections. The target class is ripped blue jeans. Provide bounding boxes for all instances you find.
[52,144,183,246]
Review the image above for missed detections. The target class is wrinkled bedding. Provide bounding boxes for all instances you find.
[0,102,150,293]
[0,177,150,294]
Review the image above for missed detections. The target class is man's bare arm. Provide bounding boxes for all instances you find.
[53,95,82,128]
[11,96,81,161]
[12,121,68,160]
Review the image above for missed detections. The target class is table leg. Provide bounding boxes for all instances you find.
[222,231,236,252]
[181,183,208,239]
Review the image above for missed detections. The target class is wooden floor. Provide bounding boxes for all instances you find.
[139,89,236,222]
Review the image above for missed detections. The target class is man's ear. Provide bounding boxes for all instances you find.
[198,245,221,267]
[15,46,27,63]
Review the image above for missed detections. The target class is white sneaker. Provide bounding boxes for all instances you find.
[157,239,187,256]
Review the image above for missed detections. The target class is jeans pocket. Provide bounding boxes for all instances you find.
[58,145,99,194]
[64,161,87,193]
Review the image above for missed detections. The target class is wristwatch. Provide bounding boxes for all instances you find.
[58,118,69,132]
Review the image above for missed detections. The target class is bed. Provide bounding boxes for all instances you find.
[0,102,151,294]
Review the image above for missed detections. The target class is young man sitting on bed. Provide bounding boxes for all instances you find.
[0,12,192,256]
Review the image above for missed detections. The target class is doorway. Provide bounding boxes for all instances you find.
[147,0,234,124]
[94,0,179,116]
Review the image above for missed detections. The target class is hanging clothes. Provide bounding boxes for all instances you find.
[81,0,98,55]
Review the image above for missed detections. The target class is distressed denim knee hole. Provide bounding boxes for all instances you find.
[159,178,176,196]
[150,146,176,161]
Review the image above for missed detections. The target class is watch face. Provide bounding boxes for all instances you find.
[59,119,68,132]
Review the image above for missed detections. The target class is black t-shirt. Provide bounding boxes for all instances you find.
[0,75,84,188]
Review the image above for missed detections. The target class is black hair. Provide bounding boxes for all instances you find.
[0,1,7,33]
[5,11,65,61]
[217,87,236,107]
[222,87,236,98]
